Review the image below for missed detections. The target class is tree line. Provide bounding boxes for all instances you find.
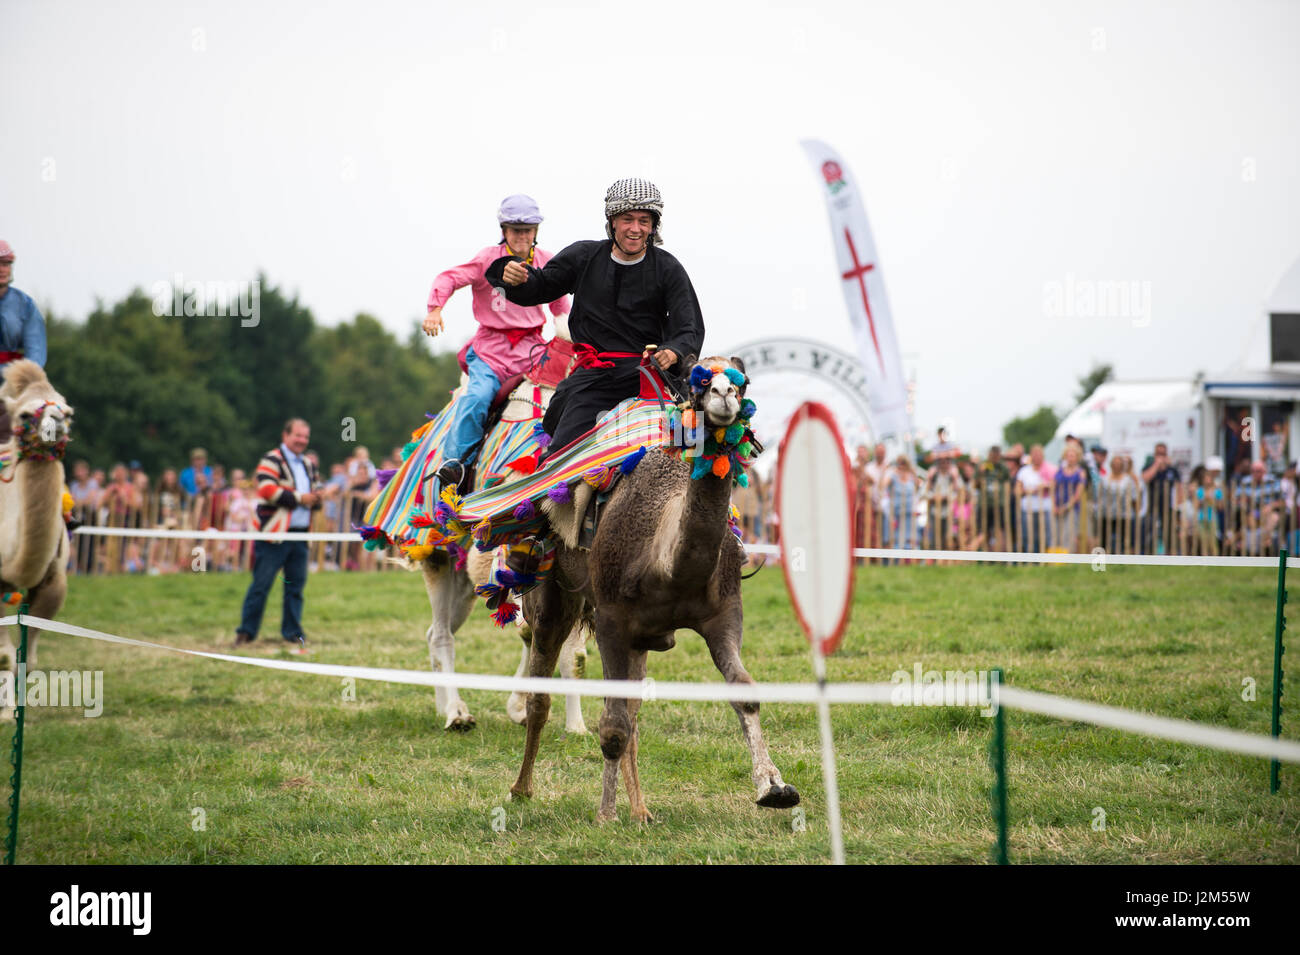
[46,275,461,473]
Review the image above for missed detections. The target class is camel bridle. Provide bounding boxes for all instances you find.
[9,400,72,471]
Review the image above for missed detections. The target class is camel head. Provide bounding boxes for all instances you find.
[0,360,73,458]
[688,356,749,429]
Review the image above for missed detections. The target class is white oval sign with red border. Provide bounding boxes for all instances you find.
[774,402,855,656]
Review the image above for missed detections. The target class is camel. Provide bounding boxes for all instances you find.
[389,337,588,733]
[0,360,73,718]
[511,357,800,821]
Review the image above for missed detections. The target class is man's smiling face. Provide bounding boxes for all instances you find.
[611,211,654,257]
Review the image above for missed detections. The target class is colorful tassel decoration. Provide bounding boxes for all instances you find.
[401,440,419,460]
[507,454,538,475]
[402,544,435,561]
[375,468,397,490]
[513,499,535,520]
[491,600,520,627]
[712,456,731,478]
[447,542,467,571]
[410,512,436,529]
[691,457,712,480]
[532,421,552,447]
[582,467,607,488]
[689,364,712,392]
[736,471,750,488]
[724,422,745,444]
[547,482,571,503]
[620,446,647,474]
[724,367,747,388]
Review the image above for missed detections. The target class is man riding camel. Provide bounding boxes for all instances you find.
[485,177,704,456]
[423,195,571,491]
[0,240,48,443]
[484,178,705,573]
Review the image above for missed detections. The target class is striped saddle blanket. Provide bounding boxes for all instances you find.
[362,395,672,553]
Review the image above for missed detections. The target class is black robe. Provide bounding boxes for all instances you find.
[484,239,705,453]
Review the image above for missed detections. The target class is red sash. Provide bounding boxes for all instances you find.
[0,351,23,363]
[572,344,640,370]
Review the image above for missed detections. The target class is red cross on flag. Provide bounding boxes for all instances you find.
[800,139,914,450]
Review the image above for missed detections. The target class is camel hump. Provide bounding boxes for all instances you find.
[0,359,50,400]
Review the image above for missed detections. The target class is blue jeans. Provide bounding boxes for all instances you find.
[238,539,308,640]
[443,346,502,467]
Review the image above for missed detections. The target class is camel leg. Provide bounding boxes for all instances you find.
[0,631,13,719]
[699,607,800,809]
[619,650,651,823]
[421,559,476,730]
[594,612,633,822]
[21,554,67,672]
[510,619,587,733]
[506,630,531,725]
[511,580,582,801]
[598,754,620,822]
[558,625,588,734]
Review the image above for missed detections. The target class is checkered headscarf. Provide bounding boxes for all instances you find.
[604,178,664,246]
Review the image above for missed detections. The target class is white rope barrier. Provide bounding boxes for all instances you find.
[744,543,1300,569]
[997,687,1300,763]
[4,614,1298,764]
[72,526,1300,567]
[73,526,355,542]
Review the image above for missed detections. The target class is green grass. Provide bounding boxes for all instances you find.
[3,563,1297,864]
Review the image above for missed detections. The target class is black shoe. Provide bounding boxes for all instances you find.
[436,460,473,494]
[505,538,546,576]
[233,630,256,648]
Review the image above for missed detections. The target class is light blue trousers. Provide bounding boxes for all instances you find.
[442,346,501,468]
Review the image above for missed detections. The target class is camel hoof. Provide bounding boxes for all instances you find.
[563,719,589,735]
[631,807,654,824]
[757,783,801,809]
[444,714,476,732]
[506,693,528,725]
[510,785,532,802]
[596,809,616,825]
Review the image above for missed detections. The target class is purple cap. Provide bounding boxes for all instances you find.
[497,194,543,225]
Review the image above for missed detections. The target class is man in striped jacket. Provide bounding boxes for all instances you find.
[234,418,322,653]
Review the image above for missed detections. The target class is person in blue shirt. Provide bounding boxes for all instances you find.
[0,240,48,441]
[179,448,214,498]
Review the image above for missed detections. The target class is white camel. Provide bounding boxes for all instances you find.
[0,360,73,719]
[383,329,587,733]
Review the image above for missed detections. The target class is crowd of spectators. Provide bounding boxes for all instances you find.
[830,426,1300,560]
[65,423,1300,575]
[65,443,407,576]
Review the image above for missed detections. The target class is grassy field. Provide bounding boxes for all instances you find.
[2,561,1297,864]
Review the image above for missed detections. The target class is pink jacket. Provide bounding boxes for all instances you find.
[428,244,571,380]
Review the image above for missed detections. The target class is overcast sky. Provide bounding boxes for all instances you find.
[4,0,1298,449]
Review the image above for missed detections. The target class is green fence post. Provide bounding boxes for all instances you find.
[4,601,29,866]
[988,667,1008,865]
[1273,551,1287,795]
